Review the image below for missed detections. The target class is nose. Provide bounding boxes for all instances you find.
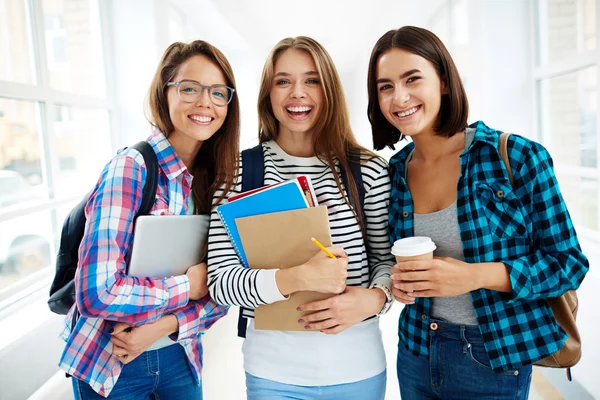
[194,87,212,107]
[290,81,306,99]
[393,86,410,106]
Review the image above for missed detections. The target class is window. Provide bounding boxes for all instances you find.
[0,0,113,304]
[536,0,600,240]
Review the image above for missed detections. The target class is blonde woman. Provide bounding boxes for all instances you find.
[207,36,395,399]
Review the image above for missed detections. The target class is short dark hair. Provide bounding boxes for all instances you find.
[367,26,469,150]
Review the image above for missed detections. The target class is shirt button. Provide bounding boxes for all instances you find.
[496,190,505,198]
[514,371,519,376]
[402,211,410,218]
[421,314,427,321]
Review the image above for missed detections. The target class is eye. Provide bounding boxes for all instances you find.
[406,76,421,84]
[306,79,320,84]
[276,79,290,85]
[378,84,393,91]
[182,87,197,93]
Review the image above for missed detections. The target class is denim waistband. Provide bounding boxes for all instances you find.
[428,319,484,344]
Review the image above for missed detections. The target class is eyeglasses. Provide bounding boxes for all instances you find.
[166,80,235,107]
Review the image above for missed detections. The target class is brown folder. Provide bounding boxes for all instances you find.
[235,206,334,331]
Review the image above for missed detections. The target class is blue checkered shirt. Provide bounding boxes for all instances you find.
[388,120,589,372]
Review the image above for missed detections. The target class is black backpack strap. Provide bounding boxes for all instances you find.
[237,144,265,338]
[340,150,366,223]
[130,141,159,217]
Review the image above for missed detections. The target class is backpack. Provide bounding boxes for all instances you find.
[237,144,366,337]
[47,141,159,315]
[499,133,581,381]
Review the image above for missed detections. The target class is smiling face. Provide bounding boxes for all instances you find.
[269,49,324,138]
[376,48,446,138]
[167,55,228,145]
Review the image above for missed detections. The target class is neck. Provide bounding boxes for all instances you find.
[275,125,315,157]
[411,130,464,163]
[168,131,203,169]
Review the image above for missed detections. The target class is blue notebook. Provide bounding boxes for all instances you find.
[217,181,309,267]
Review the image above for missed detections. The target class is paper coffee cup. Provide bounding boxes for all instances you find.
[391,236,436,262]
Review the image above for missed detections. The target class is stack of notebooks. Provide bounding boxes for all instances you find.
[216,176,334,331]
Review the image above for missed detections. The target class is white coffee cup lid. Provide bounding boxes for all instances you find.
[391,236,436,257]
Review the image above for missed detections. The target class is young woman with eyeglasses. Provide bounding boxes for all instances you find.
[367,26,589,399]
[58,40,239,399]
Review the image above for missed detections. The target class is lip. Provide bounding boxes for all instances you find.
[284,103,314,122]
[392,105,421,121]
[188,114,214,126]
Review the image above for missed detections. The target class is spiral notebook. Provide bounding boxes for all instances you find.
[216,180,309,267]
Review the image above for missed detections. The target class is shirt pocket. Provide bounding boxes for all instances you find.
[476,180,528,239]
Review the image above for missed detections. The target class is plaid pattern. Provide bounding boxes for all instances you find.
[389,120,589,372]
[58,130,227,397]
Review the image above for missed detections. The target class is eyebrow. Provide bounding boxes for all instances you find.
[376,69,421,84]
[273,71,319,78]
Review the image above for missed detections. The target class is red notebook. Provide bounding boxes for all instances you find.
[229,176,318,207]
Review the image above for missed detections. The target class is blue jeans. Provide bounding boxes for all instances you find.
[245,370,386,400]
[72,344,202,399]
[397,319,532,400]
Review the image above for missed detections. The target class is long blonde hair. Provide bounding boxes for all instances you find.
[147,40,240,213]
[257,36,373,233]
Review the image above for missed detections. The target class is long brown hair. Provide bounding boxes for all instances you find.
[257,36,372,233]
[148,40,240,213]
[368,26,469,150]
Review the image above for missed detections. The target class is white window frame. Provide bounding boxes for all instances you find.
[533,0,600,244]
[0,0,117,310]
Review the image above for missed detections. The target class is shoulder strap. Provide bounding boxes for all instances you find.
[237,144,265,338]
[339,151,366,223]
[499,133,514,186]
[241,144,265,192]
[130,141,159,217]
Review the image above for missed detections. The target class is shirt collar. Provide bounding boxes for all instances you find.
[389,120,500,173]
[146,129,192,183]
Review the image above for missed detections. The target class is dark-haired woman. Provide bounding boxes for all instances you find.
[367,26,588,399]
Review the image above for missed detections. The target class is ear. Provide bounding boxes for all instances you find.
[441,77,449,95]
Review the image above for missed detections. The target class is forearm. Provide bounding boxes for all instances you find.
[275,264,308,295]
[474,262,512,293]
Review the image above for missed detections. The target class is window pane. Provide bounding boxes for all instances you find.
[53,106,112,197]
[0,210,54,292]
[556,175,599,233]
[538,0,596,64]
[540,67,597,168]
[0,99,48,209]
[42,0,106,98]
[0,0,36,84]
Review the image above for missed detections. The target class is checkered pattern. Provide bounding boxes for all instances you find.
[58,130,227,397]
[388,120,589,372]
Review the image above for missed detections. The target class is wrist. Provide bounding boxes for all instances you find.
[371,287,386,314]
[158,314,179,337]
[371,284,393,315]
[276,266,304,295]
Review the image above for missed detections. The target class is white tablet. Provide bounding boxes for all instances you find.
[127,215,210,278]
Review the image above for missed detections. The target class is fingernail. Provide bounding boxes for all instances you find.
[304,325,311,330]
[296,307,301,311]
[298,319,304,324]
[109,328,114,334]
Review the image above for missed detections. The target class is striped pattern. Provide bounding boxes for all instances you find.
[207,140,395,318]
[58,130,227,397]
[389,120,589,373]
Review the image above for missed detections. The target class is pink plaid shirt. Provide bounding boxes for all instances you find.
[58,130,227,397]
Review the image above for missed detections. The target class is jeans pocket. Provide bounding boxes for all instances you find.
[465,342,518,376]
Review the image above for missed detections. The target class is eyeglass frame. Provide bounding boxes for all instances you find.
[166,80,235,107]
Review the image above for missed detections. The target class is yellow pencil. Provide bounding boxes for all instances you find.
[311,237,336,259]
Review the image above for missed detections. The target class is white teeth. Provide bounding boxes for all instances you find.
[191,115,212,122]
[397,106,419,117]
[287,106,312,113]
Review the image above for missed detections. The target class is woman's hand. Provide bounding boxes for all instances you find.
[110,315,178,364]
[186,262,208,300]
[276,247,348,295]
[296,286,385,334]
[391,257,480,298]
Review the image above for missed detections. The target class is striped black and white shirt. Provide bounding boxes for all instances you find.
[207,140,395,386]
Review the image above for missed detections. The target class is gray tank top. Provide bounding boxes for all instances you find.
[410,128,478,326]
